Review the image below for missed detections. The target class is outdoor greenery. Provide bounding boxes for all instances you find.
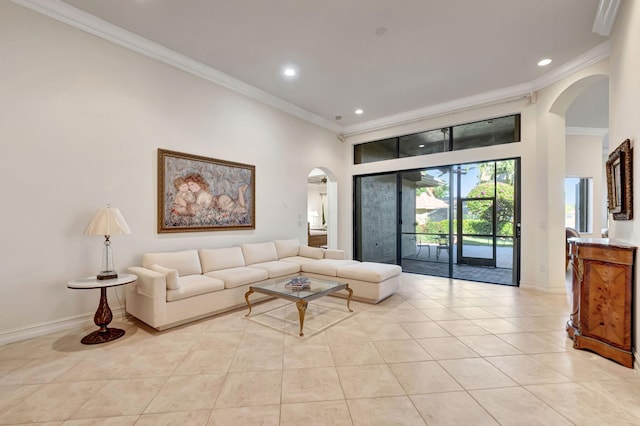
[415,160,516,243]
[467,182,514,235]
[418,218,512,238]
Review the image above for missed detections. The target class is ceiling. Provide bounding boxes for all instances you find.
[48,0,610,133]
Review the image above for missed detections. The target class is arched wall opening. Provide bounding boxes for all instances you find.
[307,167,338,248]
[539,71,609,293]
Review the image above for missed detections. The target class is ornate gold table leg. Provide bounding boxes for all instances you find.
[345,284,354,312]
[244,289,254,317]
[296,300,308,336]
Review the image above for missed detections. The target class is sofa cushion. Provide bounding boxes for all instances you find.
[166,275,224,302]
[242,242,278,265]
[323,249,346,260]
[248,261,300,278]
[199,247,245,273]
[274,239,300,259]
[143,250,202,276]
[337,262,402,282]
[301,259,360,277]
[299,245,324,260]
[149,264,180,290]
[205,267,268,289]
[280,256,320,266]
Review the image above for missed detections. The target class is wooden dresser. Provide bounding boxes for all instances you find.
[567,238,636,368]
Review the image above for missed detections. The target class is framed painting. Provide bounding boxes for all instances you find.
[606,139,633,221]
[158,149,255,232]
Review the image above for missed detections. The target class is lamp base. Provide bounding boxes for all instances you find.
[97,272,118,280]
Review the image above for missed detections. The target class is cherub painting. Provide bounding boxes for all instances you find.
[158,149,255,232]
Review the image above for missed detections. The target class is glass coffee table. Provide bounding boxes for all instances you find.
[244,277,353,336]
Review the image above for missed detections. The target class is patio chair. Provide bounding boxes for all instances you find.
[416,235,431,258]
[436,235,449,260]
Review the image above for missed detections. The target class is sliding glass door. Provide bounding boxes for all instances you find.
[354,158,520,286]
[398,168,452,277]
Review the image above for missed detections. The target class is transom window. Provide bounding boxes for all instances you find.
[354,114,521,164]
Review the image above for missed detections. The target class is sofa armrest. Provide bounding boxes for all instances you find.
[323,249,346,260]
[127,266,167,299]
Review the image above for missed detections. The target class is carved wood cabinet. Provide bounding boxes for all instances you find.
[567,238,636,368]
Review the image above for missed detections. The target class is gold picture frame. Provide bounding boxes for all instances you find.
[606,139,633,221]
[158,149,255,233]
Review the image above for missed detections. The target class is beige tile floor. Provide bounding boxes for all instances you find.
[1,273,639,425]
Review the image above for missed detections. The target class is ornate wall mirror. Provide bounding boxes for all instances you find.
[606,138,633,220]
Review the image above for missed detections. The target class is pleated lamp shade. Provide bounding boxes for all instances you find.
[84,205,131,280]
[84,206,131,236]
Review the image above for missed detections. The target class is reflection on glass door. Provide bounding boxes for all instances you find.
[354,173,397,265]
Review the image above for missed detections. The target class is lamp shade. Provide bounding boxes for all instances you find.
[84,206,131,236]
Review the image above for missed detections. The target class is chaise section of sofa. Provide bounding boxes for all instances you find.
[336,262,402,303]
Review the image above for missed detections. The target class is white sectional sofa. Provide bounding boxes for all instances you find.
[126,239,401,330]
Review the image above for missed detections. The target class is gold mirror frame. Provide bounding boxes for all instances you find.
[606,139,633,221]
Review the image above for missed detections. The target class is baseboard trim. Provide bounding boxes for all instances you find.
[518,280,567,294]
[0,308,125,346]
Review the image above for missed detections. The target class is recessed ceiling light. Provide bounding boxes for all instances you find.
[537,58,552,66]
[375,27,387,36]
[355,108,364,115]
[418,144,425,148]
[283,68,296,77]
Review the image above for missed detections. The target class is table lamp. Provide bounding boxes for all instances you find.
[84,205,131,280]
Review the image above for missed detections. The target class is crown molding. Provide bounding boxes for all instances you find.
[343,41,611,137]
[14,0,611,137]
[12,0,343,133]
[530,41,610,92]
[341,83,534,137]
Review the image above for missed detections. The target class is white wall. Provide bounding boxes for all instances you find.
[0,2,345,339]
[565,134,605,237]
[609,0,640,360]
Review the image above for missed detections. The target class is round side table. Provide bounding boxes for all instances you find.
[68,274,137,344]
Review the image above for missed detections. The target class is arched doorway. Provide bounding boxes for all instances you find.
[538,71,609,293]
[564,77,609,238]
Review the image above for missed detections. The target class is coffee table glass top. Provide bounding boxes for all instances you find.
[245,276,353,337]
[250,276,345,300]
